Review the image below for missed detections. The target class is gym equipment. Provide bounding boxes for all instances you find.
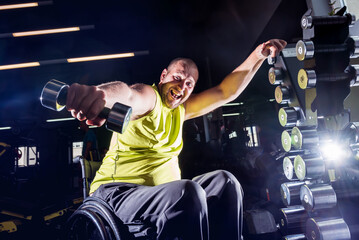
[297,65,359,89]
[76,156,102,198]
[282,130,292,152]
[283,156,297,180]
[40,79,132,134]
[291,127,319,150]
[268,56,277,65]
[293,154,325,181]
[268,67,284,85]
[278,107,301,127]
[300,184,337,212]
[300,182,359,211]
[66,197,127,240]
[296,37,359,61]
[280,181,306,207]
[279,205,307,235]
[282,233,306,240]
[301,14,355,29]
[275,86,291,104]
[244,209,277,235]
[305,217,351,240]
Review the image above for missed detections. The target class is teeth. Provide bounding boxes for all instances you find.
[171,90,181,99]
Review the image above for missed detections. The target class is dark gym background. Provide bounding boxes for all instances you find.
[0,0,359,239]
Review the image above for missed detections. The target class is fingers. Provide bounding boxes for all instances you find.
[261,39,287,58]
[86,118,106,127]
[66,83,107,125]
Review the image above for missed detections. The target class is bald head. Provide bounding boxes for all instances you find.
[167,58,198,77]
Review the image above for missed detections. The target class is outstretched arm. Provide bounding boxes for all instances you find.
[184,39,287,120]
[66,81,156,126]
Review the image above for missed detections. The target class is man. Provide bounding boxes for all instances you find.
[66,39,287,239]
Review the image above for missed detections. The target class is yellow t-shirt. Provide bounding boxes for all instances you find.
[90,85,185,194]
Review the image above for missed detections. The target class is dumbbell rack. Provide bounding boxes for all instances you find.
[268,4,359,240]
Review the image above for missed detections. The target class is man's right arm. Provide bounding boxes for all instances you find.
[66,81,156,126]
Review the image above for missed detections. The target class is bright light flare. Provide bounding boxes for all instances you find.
[67,53,135,63]
[0,2,38,10]
[13,27,80,37]
[320,142,350,163]
[0,62,40,70]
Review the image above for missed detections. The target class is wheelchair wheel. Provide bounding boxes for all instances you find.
[66,197,125,240]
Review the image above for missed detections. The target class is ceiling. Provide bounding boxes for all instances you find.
[0,0,308,129]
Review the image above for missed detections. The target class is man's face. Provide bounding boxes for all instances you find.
[158,61,198,109]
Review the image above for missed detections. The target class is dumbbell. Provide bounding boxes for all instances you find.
[279,205,308,235]
[282,130,292,152]
[278,107,302,127]
[306,217,351,240]
[297,65,359,89]
[301,182,359,212]
[283,156,295,180]
[275,86,291,104]
[40,79,132,134]
[282,127,319,152]
[268,67,284,85]
[291,127,319,150]
[294,154,325,181]
[301,13,355,29]
[267,56,277,65]
[282,151,305,180]
[296,36,359,61]
[300,184,337,212]
[280,181,306,207]
[283,155,304,181]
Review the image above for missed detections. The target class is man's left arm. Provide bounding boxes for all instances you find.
[184,39,287,120]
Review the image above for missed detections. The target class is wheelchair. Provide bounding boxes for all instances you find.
[66,196,134,240]
[66,157,155,240]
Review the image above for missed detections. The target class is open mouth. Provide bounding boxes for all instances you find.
[170,89,182,100]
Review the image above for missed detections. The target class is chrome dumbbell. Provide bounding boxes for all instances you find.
[296,36,359,61]
[301,14,355,29]
[40,79,132,134]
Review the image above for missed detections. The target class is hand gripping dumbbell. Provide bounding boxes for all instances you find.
[40,79,132,134]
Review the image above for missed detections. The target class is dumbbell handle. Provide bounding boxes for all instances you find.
[296,37,359,61]
[302,14,355,29]
[41,79,132,134]
[56,86,111,120]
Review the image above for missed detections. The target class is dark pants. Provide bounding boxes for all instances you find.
[92,170,243,240]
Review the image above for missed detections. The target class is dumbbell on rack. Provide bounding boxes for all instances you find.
[300,184,337,212]
[278,107,303,128]
[40,79,132,134]
[291,127,319,150]
[300,182,359,212]
[294,154,325,181]
[301,14,356,30]
[306,217,351,240]
[281,181,306,207]
[296,36,359,61]
[279,205,308,235]
[297,65,359,89]
[268,67,285,85]
[275,86,292,105]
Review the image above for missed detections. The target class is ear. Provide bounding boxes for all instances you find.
[159,69,168,83]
